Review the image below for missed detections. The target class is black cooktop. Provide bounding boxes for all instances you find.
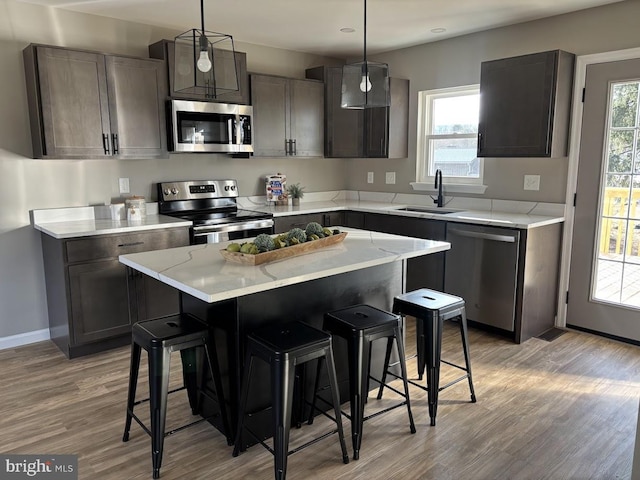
[170,208,273,226]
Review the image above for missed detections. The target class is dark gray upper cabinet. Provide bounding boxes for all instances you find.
[148,39,249,105]
[477,50,575,158]
[23,45,167,159]
[306,66,409,159]
[250,74,324,157]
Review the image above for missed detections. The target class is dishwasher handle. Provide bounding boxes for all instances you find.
[447,227,518,243]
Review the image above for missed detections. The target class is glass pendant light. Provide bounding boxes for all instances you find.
[341,0,390,109]
[173,0,239,97]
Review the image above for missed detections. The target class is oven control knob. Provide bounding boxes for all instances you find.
[170,187,179,195]
[163,188,171,196]
[224,185,229,191]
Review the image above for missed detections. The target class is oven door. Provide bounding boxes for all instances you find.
[191,219,274,244]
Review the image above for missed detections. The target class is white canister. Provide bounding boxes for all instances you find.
[125,196,146,222]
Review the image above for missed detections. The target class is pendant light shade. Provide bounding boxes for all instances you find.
[173,0,239,97]
[341,0,390,109]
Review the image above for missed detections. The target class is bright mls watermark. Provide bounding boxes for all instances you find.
[0,455,77,479]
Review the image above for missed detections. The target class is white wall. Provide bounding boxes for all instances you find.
[2,0,640,341]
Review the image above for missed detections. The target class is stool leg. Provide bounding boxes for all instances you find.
[458,310,477,403]
[416,316,426,380]
[376,336,394,400]
[307,359,323,425]
[123,342,141,442]
[272,358,296,480]
[233,350,255,457]
[203,342,233,445]
[323,346,350,465]
[347,335,369,460]
[148,347,171,480]
[424,314,443,427]
[179,347,199,414]
[393,326,416,434]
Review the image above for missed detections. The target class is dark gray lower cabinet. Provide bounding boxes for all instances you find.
[362,213,446,291]
[41,227,189,358]
[274,211,344,233]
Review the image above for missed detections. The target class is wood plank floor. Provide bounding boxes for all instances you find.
[1,323,639,480]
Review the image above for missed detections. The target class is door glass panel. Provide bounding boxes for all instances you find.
[594,80,640,306]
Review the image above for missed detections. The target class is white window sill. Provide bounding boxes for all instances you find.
[410,182,488,194]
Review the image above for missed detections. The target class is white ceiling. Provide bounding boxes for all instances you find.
[17,0,625,58]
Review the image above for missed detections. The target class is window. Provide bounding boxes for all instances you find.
[415,85,483,189]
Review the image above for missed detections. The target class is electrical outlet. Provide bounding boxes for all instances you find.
[385,172,396,184]
[524,174,540,191]
[367,172,374,184]
[119,177,130,194]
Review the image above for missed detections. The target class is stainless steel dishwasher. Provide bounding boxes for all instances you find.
[444,223,520,331]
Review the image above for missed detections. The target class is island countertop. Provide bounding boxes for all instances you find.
[119,227,450,303]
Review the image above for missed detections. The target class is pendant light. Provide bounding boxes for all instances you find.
[173,0,239,98]
[341,0,390,109]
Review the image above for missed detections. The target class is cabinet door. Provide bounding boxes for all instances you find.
[105,55,167,158]
[325,67,363,158]
[274,213,323,233]
[251,74,288,156]
[289,79,324,157]
[364,107,388,157]
[364,213,446,291]
[68,260,132,345]
[35,47,111,158]
[478,50,558,157]
[133,273,181,322]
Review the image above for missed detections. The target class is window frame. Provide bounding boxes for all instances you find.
[415,84,483,188]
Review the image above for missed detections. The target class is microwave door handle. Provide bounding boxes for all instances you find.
[228,118,234,145]
[237,119,244,145]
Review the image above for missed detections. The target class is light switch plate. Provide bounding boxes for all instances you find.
[119,177,130,194]
[367,172,374,184]
[524,174,540,191]
[385,172,396,184]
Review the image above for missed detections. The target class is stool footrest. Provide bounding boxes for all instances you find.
[132,385,187,407]
[363,401,409,423]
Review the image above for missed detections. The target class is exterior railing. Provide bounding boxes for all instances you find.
[600,187,640,256]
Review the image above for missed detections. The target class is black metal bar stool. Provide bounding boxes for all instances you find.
[314,304,416,461]
[392,288,477,426]
[233,320,349,480]
[122,314,232,479]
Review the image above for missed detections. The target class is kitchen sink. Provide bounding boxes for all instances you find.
[392,206,460,214]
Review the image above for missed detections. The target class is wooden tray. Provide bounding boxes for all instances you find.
[220,232,347,266]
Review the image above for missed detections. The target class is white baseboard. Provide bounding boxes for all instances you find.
[0,328,50,350]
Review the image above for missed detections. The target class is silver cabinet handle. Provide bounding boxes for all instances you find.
[448,228,517,243]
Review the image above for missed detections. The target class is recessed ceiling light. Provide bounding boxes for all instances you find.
[340,27,356,33]
[431,28,446,34]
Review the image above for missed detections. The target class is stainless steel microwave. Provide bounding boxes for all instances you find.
[169,100,253,153]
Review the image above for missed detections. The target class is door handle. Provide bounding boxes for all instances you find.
[448,228,517,243]
[103,134,110,155]
[112,133,119,154]
[292,139,297,155]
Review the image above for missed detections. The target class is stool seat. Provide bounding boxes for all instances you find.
[233,321,349,480]
[393,288,476,427]
[319,304,416,460]
[393,289,465,319]
[123,314,231,479]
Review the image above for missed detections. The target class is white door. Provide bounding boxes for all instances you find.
[567,57,640,342]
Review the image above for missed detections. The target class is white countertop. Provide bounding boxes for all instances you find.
[31,192,565,239]
[31,206,191,239]
[119,227,450,303]
[247,199,564,229]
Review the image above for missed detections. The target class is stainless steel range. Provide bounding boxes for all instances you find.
[157,180,274,244]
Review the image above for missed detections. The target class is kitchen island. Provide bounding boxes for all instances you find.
[119,227,450,444]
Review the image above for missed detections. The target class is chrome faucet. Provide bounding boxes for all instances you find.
[434,169,444,207]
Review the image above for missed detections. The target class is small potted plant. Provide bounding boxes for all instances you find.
[287,183,305,206]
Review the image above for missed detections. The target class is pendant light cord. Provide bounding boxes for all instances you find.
[363,0,367,64]
[200,0,205,33]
